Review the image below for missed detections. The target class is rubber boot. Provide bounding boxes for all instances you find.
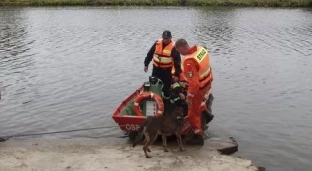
[206,93,214,114]
[206,111,214,124]
[185,134,204,145]
[202,110,214,124]
[201,114,208,131]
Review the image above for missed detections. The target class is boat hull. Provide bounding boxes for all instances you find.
[112,85,192,135]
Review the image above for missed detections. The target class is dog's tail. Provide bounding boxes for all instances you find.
[132,119,147,148]
[132,132,143,148]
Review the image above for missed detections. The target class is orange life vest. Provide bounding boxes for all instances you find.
[153,39,174,68]
[182,46,213,89]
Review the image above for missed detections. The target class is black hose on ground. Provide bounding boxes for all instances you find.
[0,125,121,142]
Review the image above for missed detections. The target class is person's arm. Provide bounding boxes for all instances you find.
[172,48,182,77]
[144,41,157,67]
[183,58,200,100]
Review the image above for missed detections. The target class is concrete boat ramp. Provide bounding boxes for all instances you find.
[0,136,264,171]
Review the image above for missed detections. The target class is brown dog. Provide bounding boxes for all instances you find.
[132,107,185,158]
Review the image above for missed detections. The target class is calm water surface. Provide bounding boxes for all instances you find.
[1,6,312,171]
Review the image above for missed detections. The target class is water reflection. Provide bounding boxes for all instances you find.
[0,8,36,96]
[0,8,38,135]
[193,7,235,55]
[0,7,312,171]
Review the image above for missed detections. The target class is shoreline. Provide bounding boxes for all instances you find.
[0,137,265,171]
[0,0,311,7]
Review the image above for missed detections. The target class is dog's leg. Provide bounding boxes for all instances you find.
[142,137,151,152]
[176,132,185,151]
[145,133,158,158]
[143,131,151,158]
[143,137,147,144]
[147,146,151,152]
[146,137,151,153]
[162,135,169,152]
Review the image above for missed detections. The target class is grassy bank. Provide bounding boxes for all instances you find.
[0,0,311,7]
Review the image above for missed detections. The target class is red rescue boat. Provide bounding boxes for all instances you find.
[112,77,192,140]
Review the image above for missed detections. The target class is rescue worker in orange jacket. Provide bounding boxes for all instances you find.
[171,66,214,130]
[144,30,182,114]
[175,38,214,145]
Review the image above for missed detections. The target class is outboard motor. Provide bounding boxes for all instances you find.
[149,76,158,85]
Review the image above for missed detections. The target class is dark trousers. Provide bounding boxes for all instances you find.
[152,66,172,114]
[151,66,172,98]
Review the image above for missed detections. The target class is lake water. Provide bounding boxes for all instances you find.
[1,6,312,171]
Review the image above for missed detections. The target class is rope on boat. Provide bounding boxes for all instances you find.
[0,125,124,142]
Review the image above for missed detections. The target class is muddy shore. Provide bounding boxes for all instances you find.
[0,137,264,171]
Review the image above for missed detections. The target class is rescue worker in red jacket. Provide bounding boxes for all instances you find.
[144,30,182,114]
[175,38,214,145]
